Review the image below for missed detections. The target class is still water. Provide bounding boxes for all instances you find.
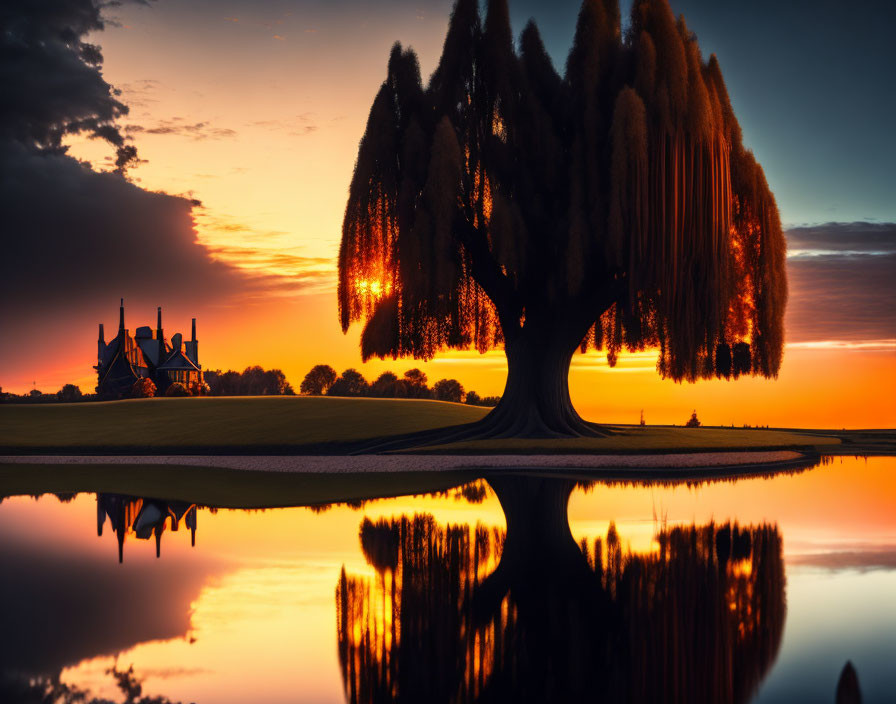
[1,456,894,703]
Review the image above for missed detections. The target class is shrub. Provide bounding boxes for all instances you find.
[165,382,189,397]
[188,380,210,397]
[131,378,157,398]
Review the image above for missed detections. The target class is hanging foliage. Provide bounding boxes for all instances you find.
[338,0,787,436]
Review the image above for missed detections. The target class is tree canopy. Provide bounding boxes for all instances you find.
[300,364,338,395]
[339,0,786,388]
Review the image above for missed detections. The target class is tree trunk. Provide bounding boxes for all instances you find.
[479,321,605,438]
[347,313,609,453]
[471,477,608,701]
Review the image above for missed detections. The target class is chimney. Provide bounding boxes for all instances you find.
[98,323,105,363]
[118,298,125,337]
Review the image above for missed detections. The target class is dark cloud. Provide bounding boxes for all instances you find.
[787,222,896,256]
[0,0,136,169]
[789,547,896,572]
[785,223,896,346]
[0,0,295,375]
[0,141,262,316]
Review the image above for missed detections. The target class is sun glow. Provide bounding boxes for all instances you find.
[354,278,392,298]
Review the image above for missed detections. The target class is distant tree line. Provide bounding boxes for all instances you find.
[204,366,294,396]
[0,365,295,403]
[0,384,94,404]
[300,365,500,406]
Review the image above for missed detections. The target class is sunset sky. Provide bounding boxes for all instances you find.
[1,0,893,427]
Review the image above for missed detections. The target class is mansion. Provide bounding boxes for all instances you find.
[95,299,204,397]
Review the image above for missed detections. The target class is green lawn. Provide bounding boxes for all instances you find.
[0,396,488,451]
[0,396,855,455]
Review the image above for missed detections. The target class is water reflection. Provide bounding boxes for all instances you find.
[96,494,198,563]
[337,477,786,703]
[0,503,212,679]
[2,456,893,703]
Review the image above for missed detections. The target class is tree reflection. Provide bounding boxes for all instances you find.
[336,477,785,703]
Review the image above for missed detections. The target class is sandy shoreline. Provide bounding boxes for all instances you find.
[0,450,807,473]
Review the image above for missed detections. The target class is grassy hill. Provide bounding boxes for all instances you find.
[0,396,488,452]
[0,395,853,455]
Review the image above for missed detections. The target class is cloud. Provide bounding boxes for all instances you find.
[126,117,237,140]
[0,0,137,169]
[0,142,262,315]
[784,222,896,347]
[0,0,302,379]
[788,548,896,572]
[247,113,318,137]
[203,244,335,293]
[114,78,163,108]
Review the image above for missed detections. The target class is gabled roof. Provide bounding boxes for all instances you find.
[98,341,140,388]
[158,349,200,371]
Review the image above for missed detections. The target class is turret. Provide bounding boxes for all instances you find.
[157,306,165,361]
[191,317,199,366]
[97,323,105,364]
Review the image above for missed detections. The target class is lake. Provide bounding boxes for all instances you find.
[1,456,894,703]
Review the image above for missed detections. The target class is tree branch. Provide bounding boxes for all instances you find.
[458,218,523,337]
[564,274,626,350]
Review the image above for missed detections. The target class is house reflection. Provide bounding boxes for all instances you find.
[96,494,197,563]
[336,477,786,703]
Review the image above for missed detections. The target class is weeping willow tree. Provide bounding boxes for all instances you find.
[338,0,787,437]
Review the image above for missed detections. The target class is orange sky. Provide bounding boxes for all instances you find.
[2,0,893,428]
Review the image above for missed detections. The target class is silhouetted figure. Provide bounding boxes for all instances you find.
[836,661,862,704]
[338,0,787,438]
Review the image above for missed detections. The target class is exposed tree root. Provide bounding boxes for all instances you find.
[350,403,612,455]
